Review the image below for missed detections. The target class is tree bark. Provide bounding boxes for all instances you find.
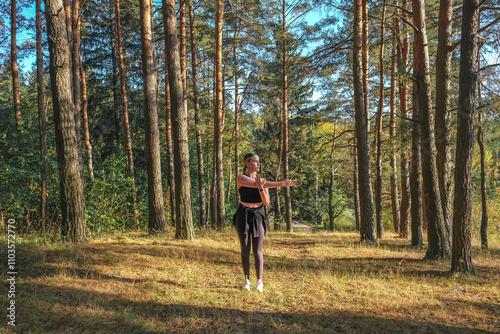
[116,0,139,225]
[282,0,293,232]
[329,122,337,231]
[354,0,375,242]
[140,0,166,233]
[164,58,176,227]
[435,0,453,243]
[477,43,488,250]
[11,0,22,132]
[72,0,93,181]
[234,44,241,206]
[74,0,93,181]
[398,0,411,239]
[189,2,207,229]
[390,20,401,236]
[451,0,478,274]
[353,138,361,231]
[164,0,195,239]
[111,40,121,144]
[45,0,87,242]
[180,0,188,120]
[37,0,49,232]
[214,0,226,230]
[375,0,386,239]
[411,78,423,246]
[80,60,94,181]
[362,0,370,136]
[412,0,450,259]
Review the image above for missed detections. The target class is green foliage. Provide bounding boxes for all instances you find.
[84,153,146,237]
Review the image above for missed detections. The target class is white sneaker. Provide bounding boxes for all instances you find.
[256,280,263,293]
[243,279,251,291]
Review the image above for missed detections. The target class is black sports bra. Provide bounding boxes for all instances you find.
[239,186,262,203]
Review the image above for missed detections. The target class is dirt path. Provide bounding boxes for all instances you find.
[290,221,314,231]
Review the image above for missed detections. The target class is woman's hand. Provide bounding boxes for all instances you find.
[256,174,266,189]
[282,179,297,187]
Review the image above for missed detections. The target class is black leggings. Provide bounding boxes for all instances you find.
[236,218,265,280]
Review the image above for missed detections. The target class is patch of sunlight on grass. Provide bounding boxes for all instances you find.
[6,228,500,333]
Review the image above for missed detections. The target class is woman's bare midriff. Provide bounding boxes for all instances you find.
[240,201,263,208]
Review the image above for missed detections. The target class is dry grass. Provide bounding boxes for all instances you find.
[1,229,499,333]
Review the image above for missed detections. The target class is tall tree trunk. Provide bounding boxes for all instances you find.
[116,0,139,225]
[398,1,411,239]
[234,46,240,206]
[435,0,453,243]
[37,0,49,232]
[282,0,293,232]
[80,62,93,181]
[214,0,226,230]
[189,2,207,229]
[45,0,87,242]
[111,41,121,144]
[375,0,386,239]
[411,78,423,246]
[329,122,337,231]
[180,0,188,119]
[451,0,478,274]
[63,0,79,138]
[11,0,22,132]
[353,138,361,231]
[275,123,283,231]
[164,0,195,239]
[477,43,488,250]
[362,0,370,136]
[390,23,401,235]
[140,0,166,233]
[72,0,93,181]
[412,0,450,259]
[164,59,176,227]
[354,0,375,242]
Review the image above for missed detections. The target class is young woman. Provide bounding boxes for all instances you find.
[234,153,297,292]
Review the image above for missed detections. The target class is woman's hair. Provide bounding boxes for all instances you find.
[242,153,256,175]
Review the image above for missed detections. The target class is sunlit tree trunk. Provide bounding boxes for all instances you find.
[115,0,139,225]
[411,78,423,246]
[164,0,195,239]
[435,0,453,242]
[214,0,226,230]
[189,2,207,229]
[477,43,488,250]
[451,0,479,273]
[180,0,188,119]
[390,19,400,236]
[45,0,87,242]
[354,0,375,242]
[234,41,241,206]
[353,138,361,231]
[11,0,22,132]
[362,0,370,137]
[375,0,386,239]
[412,0,450,259]
[72,0,93,181]
[398,1,411,239]
[329,122,337,231]
[140,0,166,233]
[275,123,283,231]
[37,0,49,232]
[163,55,176,227]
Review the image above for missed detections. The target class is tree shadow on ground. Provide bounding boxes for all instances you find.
[11,281,498,334]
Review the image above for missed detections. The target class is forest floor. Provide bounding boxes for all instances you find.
[1,228,499,334]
